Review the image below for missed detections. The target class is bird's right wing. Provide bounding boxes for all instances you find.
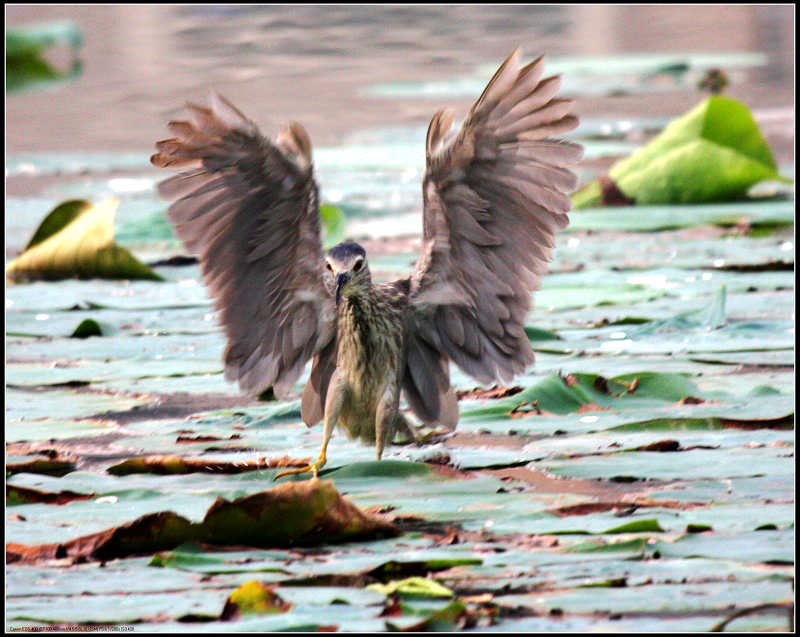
[151,94,336,406]
[404,49,582,425]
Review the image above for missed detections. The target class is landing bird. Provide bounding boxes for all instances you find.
[151,48,582,479]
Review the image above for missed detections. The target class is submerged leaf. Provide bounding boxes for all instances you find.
[572,96,788,208]
[6,198,163,283]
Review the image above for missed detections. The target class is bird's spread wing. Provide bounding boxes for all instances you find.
[405,49,582,420]
[151,93,336,404]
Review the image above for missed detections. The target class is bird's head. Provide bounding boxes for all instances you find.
[326,241,370,304]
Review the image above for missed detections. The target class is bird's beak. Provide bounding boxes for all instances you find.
[335,272,352,305]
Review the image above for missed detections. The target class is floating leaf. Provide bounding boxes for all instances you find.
[6,480,397,564]
[220,581,292,620]
[385,599,467,632]
[197,480,398,547]
[603,518,665,534]
[24,199,91,250]
[6,21,83,92]
[564,538,648,555]
[320,203,347,247]
[106,455,310,476]
[572,96,789,208]
[368,576,454,598]
[70,318,103,338]
[687,524,713,533]
[6,198,163,283]
[6,484,93,506]
[6,457,77,477]
[463,371,702,419]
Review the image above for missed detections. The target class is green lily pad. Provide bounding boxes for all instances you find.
[6,199,163,282]
[463,371,703,419]
[367,576,454,598]
[651,528,794,564]
[70,318,103,338]
[220,580,292,619]
[572,96,789,208]
[6,21,83,92]
[320,203,347,247]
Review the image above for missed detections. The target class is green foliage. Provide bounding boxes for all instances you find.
[6,199,163,283]
[464,371,702,419]
[320,203,347,247]
[5,106,794,630]
[572,96,789,208]
[368,576,454,598]
[70,318,103,338]
[6,21,83,92]
[222,581,291,618]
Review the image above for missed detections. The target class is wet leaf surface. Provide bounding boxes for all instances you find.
[572,96,788,207]
[6,198,163,283]
[7,480,398,565]
[5,104,794,630]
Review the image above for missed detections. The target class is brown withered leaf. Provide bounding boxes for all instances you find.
[106,455,311,476]
[6,480,398,564]
[6,456,77,477]
[7,484,95,506]
[456,385,523,400]
[633,439,681,452]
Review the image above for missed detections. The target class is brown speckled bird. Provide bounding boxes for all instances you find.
[151,48,582,478]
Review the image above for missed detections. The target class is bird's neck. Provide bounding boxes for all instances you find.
[339,285,373,328]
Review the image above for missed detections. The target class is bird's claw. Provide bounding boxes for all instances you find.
[273,457,326,481]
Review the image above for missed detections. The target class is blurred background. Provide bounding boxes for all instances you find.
[5,4,795,249]
[6,4,794,150]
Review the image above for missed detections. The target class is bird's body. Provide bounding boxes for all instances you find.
[151,48,582,477]
[334,278,409,449]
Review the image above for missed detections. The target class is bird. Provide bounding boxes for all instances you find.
[150,48,582,479]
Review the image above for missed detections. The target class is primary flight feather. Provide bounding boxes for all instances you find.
[151,48,582,477]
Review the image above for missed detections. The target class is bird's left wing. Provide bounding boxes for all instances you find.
[405,49,582,422]
[151,94,336,402]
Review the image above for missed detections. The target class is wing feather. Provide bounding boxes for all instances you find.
[408,49,582,396]
[151,93,335,403]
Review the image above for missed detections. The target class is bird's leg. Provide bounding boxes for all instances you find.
[375,382,400,460]
[274,371,347,480]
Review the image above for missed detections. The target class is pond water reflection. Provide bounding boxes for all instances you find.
[6,4,794,153]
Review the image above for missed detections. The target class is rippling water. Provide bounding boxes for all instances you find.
[6,5,794,254]
[6,5,794,152]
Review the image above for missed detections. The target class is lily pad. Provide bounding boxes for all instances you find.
[6,480,398,564]
[6,21,83,92]
[6,199,163,283]
[220,580,292,619]
[320,203,347,247]
[572,96,789,207]
[367,576,454,598]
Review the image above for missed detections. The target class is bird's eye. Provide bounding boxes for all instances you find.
[353,259,363,272]
[326,262,333,272]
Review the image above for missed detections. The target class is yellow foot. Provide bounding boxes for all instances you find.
[273,457,326,481]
